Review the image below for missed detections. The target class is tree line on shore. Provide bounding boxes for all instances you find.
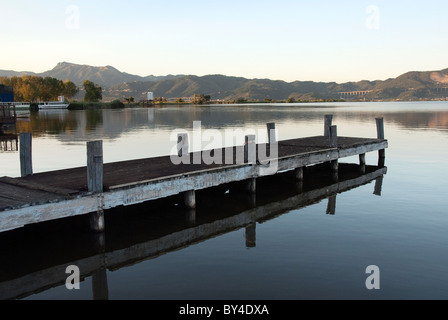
[0,76,103,103]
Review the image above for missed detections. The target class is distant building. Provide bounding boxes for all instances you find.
[0,85,14,102]
[147,92,154,101]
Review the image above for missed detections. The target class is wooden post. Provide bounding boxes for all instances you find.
[245,135,256,194]
[329,125,338,148]
[324,114,333,136]
[87,141,103,193]
[20,132,33,177]
[177,133,189,157]
[376,118,385,166]
[183,190,196,209]
[376,117,385,139]
[87,141,104,233]
[267,122,276,144]
[244,135,256,164]
[329,125,338,173]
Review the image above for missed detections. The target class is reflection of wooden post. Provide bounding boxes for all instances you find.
[359,153,366,173]
[374,176,384,196]
[92,268,109,300]
[376,118,385,167]
[326,195,336,215]
[295,167,304,192]
[20,132,33,177]
[324,115,333,137]
[186,209,196,226]
[245,223,256,248]
[87,141,105,232]
[183,190,196,209]
[295,167,304,181]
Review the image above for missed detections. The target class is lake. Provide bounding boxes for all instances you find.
[0,101,447,301]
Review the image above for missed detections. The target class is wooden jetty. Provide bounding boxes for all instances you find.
[0,116,388,233]
[0,163,387,300]
[0,103,16,128]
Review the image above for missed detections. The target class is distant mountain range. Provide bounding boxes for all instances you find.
[1,62,448,102]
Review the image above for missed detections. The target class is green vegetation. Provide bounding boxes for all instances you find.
[0,75,78,102]
[83,80,103,102]
[68,99,124,110]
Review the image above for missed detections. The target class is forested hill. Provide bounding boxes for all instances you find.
[1,62,447,102]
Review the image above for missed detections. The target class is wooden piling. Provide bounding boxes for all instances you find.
[244,135,256,164]
[329,126,338,172]
[87,141,105,232]
[87,141,104,193]
[19,133,33,177]
[376,118,385,166]
[245,135,256,194]
[329,125,338,148]
[177,133,189,157]
[267,122,276,144]
[324,115,333,137]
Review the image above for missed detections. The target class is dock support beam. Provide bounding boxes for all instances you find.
[20,132,33,177]
[87,140,105,233]
[376,118,385,167]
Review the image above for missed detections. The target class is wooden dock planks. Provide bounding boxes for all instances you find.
[0,134,388,232]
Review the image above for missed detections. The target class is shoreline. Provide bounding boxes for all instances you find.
[67,98,448,110]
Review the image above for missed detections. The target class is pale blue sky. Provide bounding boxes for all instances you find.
[1,0,447,83]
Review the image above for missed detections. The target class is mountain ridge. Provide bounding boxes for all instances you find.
[1,62,447,102]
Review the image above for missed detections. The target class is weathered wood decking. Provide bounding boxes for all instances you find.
[0,118,388,233]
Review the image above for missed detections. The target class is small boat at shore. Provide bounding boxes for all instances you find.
[38,96,70,109]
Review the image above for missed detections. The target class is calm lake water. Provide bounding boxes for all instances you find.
[1,101,448,300]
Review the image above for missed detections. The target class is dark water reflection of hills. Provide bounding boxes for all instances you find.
[13,103,448,142]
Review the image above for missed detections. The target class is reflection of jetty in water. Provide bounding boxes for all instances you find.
[0,134,18,152]
[0,163,386,300]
